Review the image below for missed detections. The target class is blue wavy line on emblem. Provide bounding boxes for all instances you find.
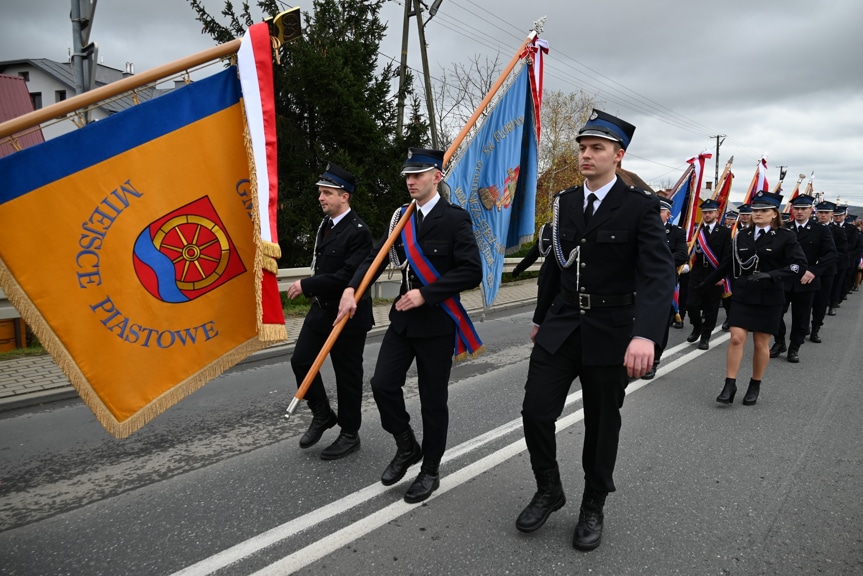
[133,230,189,303]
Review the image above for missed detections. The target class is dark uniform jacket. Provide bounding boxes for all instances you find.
[708,227,807,306]
[533,179,676,364]
[666,222,688,269]
[302,211,374,335]
[689,222,732,283]
[832,222,850,270]
[784,220,836,292]
[350,199,481,339]
[844,222,862,268]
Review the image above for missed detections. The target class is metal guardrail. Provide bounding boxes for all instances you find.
[0,258,542,320]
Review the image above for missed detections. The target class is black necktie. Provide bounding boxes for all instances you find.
[756,228,764,240]
[416,209,424,231]
[323,218,332,238]
[584,193,597,224]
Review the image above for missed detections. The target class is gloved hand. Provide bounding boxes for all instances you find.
[681,264,690,274]
[747,272,771,282]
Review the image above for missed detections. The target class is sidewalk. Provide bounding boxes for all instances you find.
[0,280,538,412]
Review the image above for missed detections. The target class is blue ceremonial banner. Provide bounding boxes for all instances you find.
[446,63,538,307]
[670,172,691,225]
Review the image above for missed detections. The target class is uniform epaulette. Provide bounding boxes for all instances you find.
[626,185,654,197]
[554,186,579,198]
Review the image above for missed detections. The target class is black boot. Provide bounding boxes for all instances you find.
[827,307,836,316]
[810,328,821,343]
[686,328,700,343]
[742,379,761,406]
[769,339,787,358]
[380,428,422,486]
[516,466,566,533]
[299,400,337,449]
[572,489,606,551]
[320,431,361,460]
[716,377,736,404]
[404,460,440,504]
[787,344,800,363]
[698,335,710,350]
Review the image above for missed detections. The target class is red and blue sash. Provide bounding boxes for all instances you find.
[697,229,732,297]
[400,207,484,359]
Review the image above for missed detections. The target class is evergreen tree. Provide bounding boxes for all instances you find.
[188,0,427,266]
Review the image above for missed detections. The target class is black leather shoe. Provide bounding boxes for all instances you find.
[516,468,566,533]
[686,329,700,343]
[641,362,658,380]
[572,507,604,551]
[810,330,821,343]
[320,432,360,460]
[742,379,761,406]
[827,307,836,316]
[404,469,440,504]
[786,346,799,363]
[716,377,736,404]
[299,406,337,449]
[769,341,786,358]
[698,337,710,350]
[721,321,730,332]
[672,321,683,329]
[381,428,422,486]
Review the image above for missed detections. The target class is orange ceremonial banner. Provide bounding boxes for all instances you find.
[0,66,286,438]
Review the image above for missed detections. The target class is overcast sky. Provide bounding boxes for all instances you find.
[3,0,862,206]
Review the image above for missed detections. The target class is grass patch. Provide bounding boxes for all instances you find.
[0,345,47,361]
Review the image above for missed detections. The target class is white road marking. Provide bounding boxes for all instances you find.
[172,330,728,576]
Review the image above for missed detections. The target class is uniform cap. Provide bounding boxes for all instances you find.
[315,162,356,193]
[576,109,636,150]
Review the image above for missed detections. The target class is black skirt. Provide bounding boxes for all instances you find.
[728,300,783,334]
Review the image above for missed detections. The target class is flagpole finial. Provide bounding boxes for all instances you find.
[531,16,547,34]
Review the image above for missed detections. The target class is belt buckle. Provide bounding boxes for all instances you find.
[578,293,591,309]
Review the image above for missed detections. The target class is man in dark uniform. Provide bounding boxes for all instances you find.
[515,109,675,551]
[287,163,374,459]
[511,223,551,278]
[849,215,863,292]
[336,148,481,504]
[839,209,862,299]
[686,199,732,350]
[812,201,846,333]
[829,205,851,314]
[737,203,753,230]
[643,198,687,379]
[771,196,836,362]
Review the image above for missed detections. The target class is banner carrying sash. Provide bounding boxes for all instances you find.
[0,25,285,438]
[400,209,483,359]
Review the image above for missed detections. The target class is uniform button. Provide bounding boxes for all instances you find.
[579,286,586,292]
[580,262,586,268]
[580,309,586,315]
[580,238,587,245]
[611,235,616,240]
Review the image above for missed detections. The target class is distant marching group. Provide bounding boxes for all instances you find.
[655,195,863,406]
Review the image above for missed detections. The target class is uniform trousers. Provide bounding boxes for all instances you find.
[522,328,628,494]
[686,283,723,336]
[370,326,454,463]
[811,274,835,330]
[776,290,816,346]
[656,305,675,361]
[830,268,847,306]
[291,321,367,434]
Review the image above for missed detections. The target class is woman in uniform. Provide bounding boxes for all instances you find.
[709,191,807,406]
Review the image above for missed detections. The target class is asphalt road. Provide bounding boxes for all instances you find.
[1,300,862,575]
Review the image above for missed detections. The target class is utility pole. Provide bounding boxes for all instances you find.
[395,0,443,146]
[71,0,98,123]
[709,134,725,186]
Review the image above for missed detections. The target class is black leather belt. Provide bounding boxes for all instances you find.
[311,297,339,310]
[561,289,634,310]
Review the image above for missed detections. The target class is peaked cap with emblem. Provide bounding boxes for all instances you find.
[576,109,636,150]
[315,162,356,193]
[750,190,783,209]
[401,148,444,174]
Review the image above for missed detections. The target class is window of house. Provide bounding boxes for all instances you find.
[55,90,67,102]
[30,92,42,110]
[18,71,30,82]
